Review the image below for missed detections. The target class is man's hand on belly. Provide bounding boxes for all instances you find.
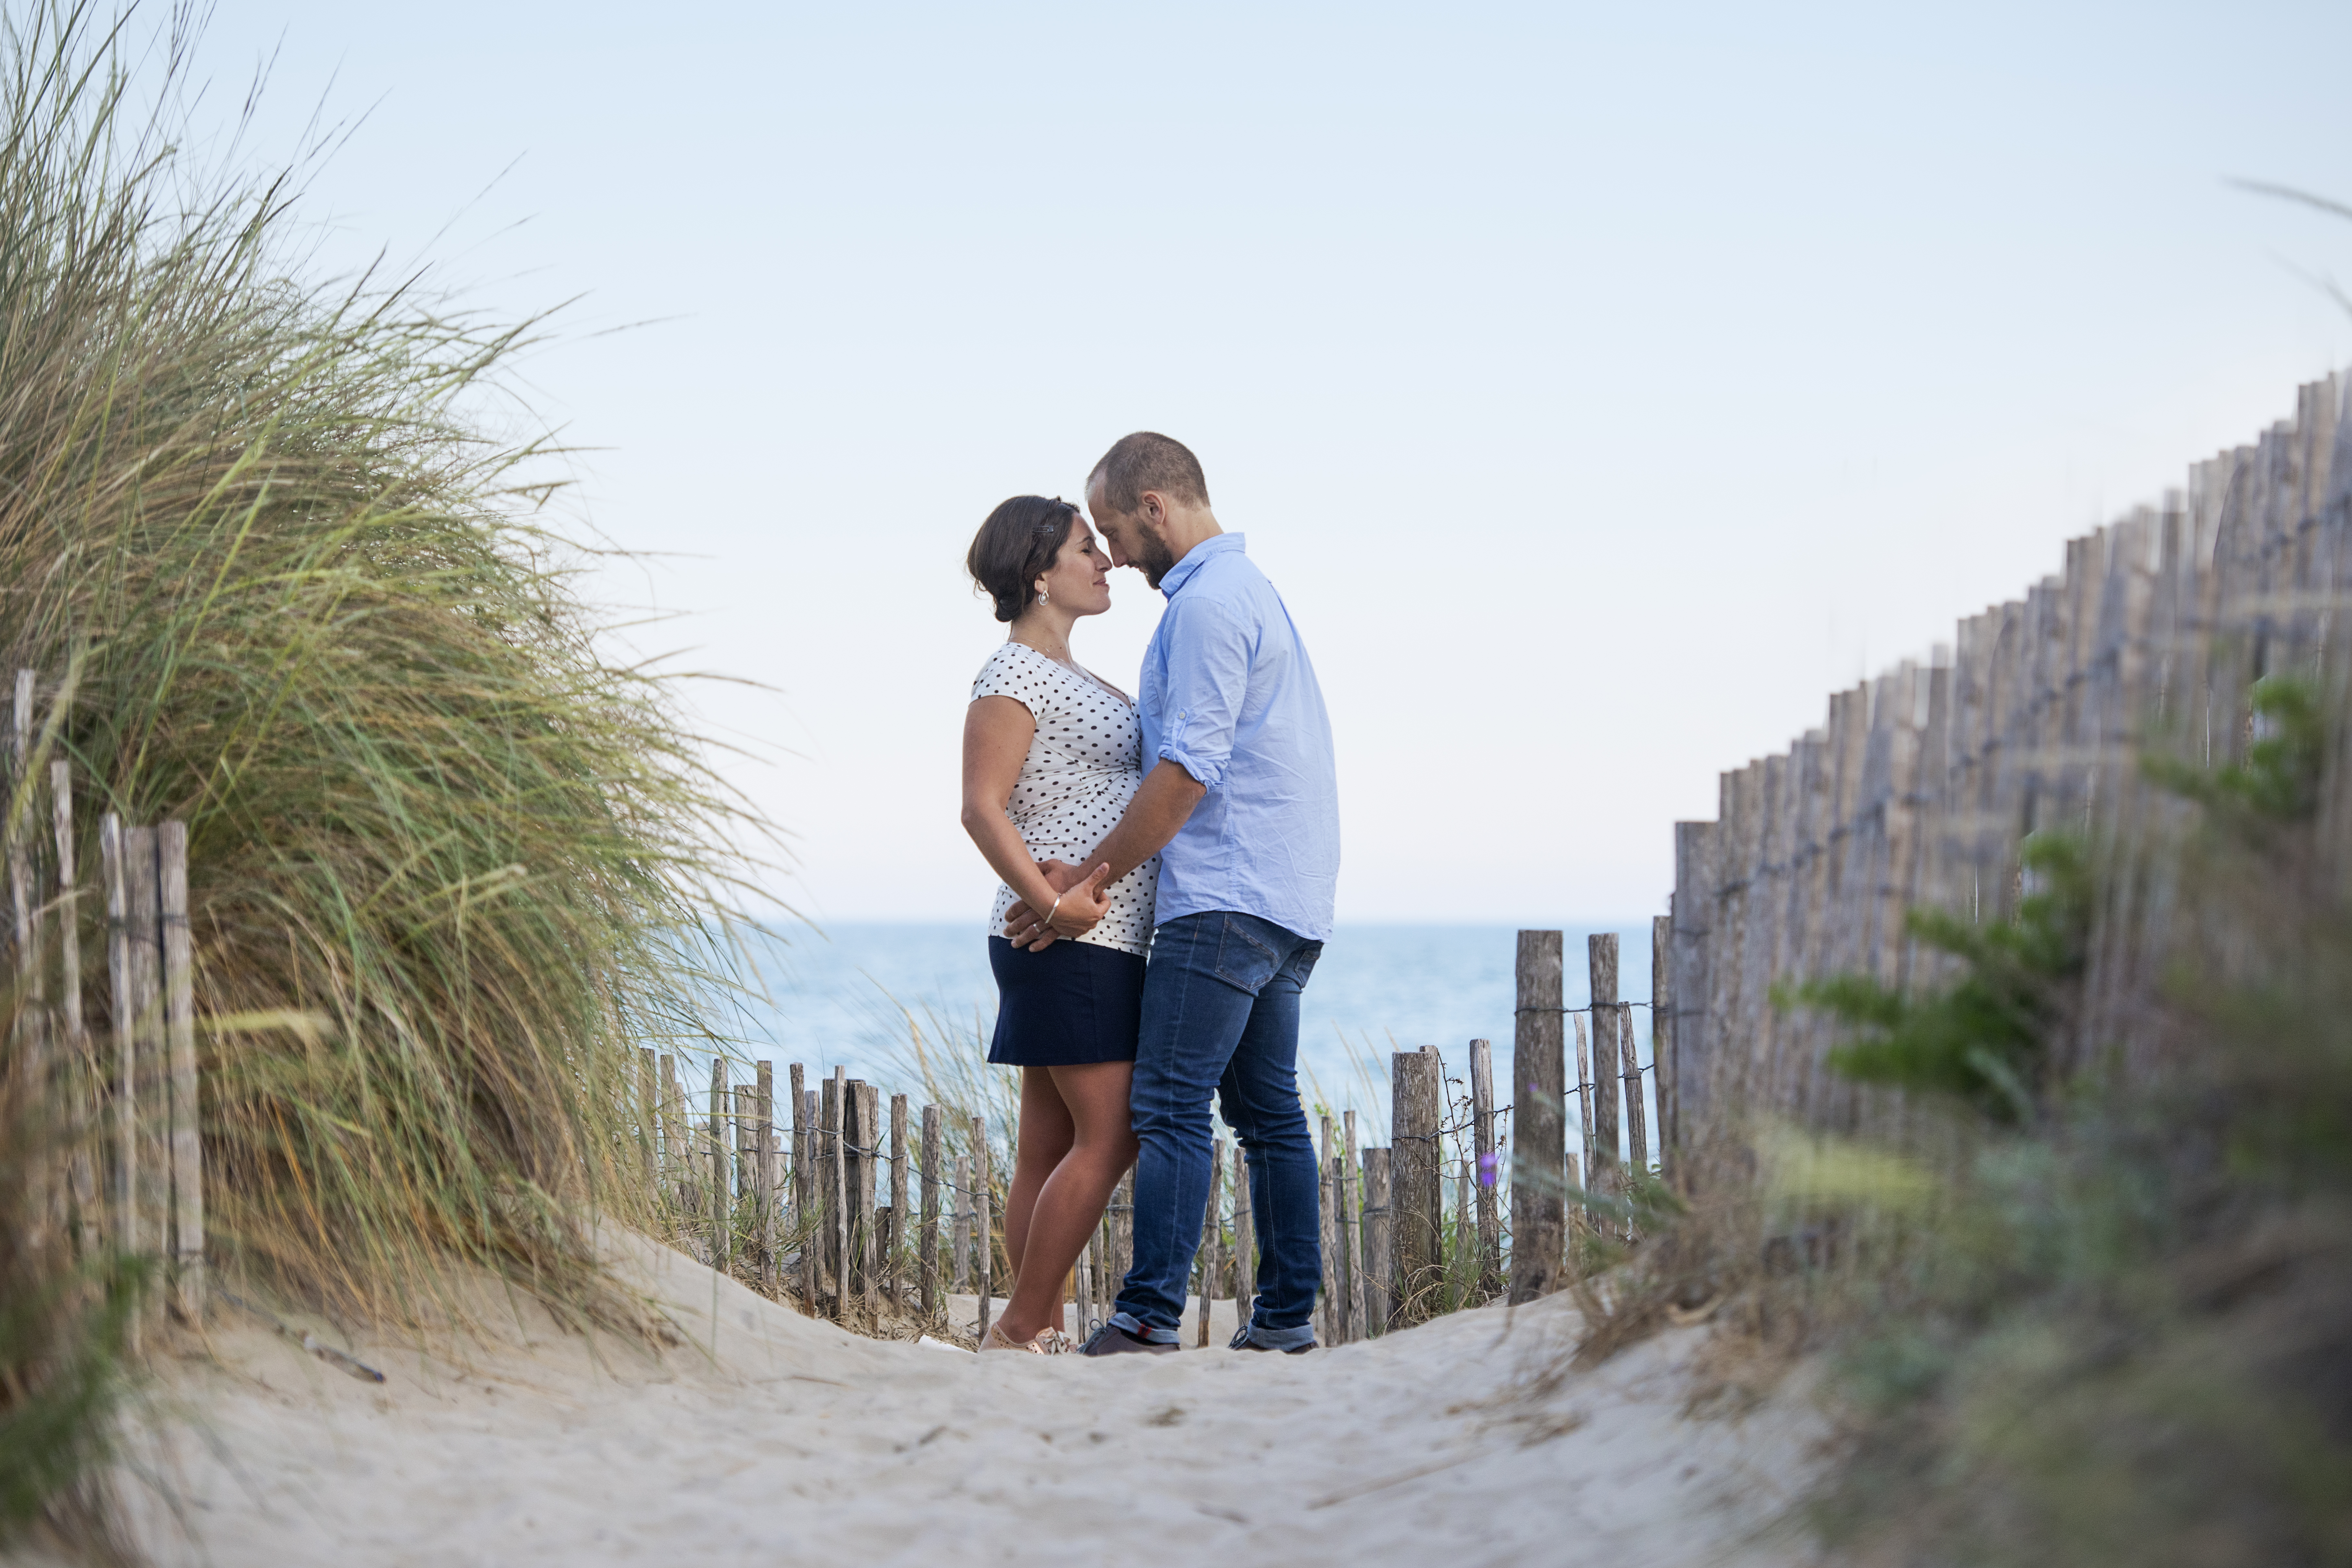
[1006,761,1201,950]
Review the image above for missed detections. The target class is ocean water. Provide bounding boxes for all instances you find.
[728,920,1659,1153]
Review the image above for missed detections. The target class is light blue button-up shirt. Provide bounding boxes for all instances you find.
[1140,533,1340,942]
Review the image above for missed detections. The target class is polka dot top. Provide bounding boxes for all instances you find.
[970,641,1159,956]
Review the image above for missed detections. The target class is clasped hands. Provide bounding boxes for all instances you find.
[1004,858,1111,951]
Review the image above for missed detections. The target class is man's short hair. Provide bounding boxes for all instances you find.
[1088,432,1210,516]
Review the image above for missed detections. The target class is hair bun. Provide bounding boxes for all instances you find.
[967,497,1078,623]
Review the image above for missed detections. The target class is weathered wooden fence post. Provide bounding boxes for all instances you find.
[851,1081,878,1321]
[1453,1159,1473,1303]
[1651,913,1675,1174]
[708,1058,730,1274]
[788,1062,807,1239]
[1317,1110,1340,1344]
[1571,1013,1595,1226]
[1094,1225,1110,1330]
[950,1152,972,1293]
[1393,1047,1444,1324]
[1230,1144,1253,1330]
[1670,823,1716,1175]
[1468,1038,1499,1293]
[1110,1167,1135,1304]
[1589,934,1622,1222]
[53,761,96,1261]
[798,1082,818,1316]
[889,1094,908,1308]
[973,1114,993,1342]
[843,1080,865,1312]
[158,822,202,1316]
[733,1082,754,1220]
[1361,1145,1392,1336]
[1508,930,1564,1303]
[99,814,134,1336]
[658,1054,687,1220]
[1341,1109,1367,1336]
[1620,1004,1650,1193]
[755,1061,776,1291]
[1197,1137,1223,1348]
[826,1067,847,1318]
[919,1104,941,1317]
[125,824,164,1330]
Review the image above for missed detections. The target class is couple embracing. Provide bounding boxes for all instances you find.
[958,432,1339,1357]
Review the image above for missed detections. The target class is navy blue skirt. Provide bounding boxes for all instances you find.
[987,936,1145,1066]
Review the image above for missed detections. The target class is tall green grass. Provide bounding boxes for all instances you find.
[0,0,768,1357]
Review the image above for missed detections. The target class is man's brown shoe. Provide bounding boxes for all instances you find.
[1078,1322,1178,1356]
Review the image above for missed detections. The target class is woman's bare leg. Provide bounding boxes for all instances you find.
[1004,1067,1076,1335]
[997,1061,1138,1344]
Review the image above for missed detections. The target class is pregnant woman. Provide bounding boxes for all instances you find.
[960,495,1158,1353]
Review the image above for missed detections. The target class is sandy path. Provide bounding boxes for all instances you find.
[110,1235,1819,1567]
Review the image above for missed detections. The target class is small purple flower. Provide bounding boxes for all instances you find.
[1476,1151,1498,1188]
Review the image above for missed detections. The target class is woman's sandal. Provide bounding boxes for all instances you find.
[980,1321,1047,1354]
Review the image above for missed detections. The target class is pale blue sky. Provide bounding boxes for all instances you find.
[188,1,2352,925]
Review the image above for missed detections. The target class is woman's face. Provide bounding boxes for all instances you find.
[1035,521,1114,617]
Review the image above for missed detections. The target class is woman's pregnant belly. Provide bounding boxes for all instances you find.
[1011,767,1142,861]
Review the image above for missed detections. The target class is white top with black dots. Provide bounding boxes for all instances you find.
[970,640,1159,957]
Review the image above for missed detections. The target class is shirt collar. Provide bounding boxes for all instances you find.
[1158,532,1245,600]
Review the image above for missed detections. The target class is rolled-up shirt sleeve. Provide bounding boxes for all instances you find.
[1155,595,1253,790]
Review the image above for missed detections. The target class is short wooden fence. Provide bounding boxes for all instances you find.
[673,918,1666,1344]
[10,666,203,1346]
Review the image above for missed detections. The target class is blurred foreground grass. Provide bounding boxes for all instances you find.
[1580,675,2352,1565]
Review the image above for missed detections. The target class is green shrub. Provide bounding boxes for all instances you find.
[1781,833,2090,1123]
[2146,674,2329,826]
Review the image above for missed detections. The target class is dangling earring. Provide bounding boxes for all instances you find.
[1036,587,1049,605]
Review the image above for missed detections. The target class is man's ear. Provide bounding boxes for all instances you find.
[1138,491,1165,527]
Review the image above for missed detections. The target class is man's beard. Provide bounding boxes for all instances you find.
[1134,524,1179,589]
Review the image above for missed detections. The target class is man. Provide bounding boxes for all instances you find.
[1004,431,1340,1355]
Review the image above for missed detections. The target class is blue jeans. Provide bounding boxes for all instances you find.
[1111,911,1324,1347]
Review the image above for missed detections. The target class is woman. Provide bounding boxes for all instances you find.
[960,494,1157,1353]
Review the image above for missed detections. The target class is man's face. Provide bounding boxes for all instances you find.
[1086,479,1179,589]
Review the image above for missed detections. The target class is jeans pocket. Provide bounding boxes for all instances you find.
[1210,914,1282,994]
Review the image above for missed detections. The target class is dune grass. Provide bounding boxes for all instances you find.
[0,11,772,1545]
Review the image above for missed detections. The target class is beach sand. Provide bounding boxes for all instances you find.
[107,1234,1821,1566]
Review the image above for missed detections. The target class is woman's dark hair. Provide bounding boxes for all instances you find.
[967,495,1079,623]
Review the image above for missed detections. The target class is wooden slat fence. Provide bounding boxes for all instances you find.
[1658,370,2352,1149]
